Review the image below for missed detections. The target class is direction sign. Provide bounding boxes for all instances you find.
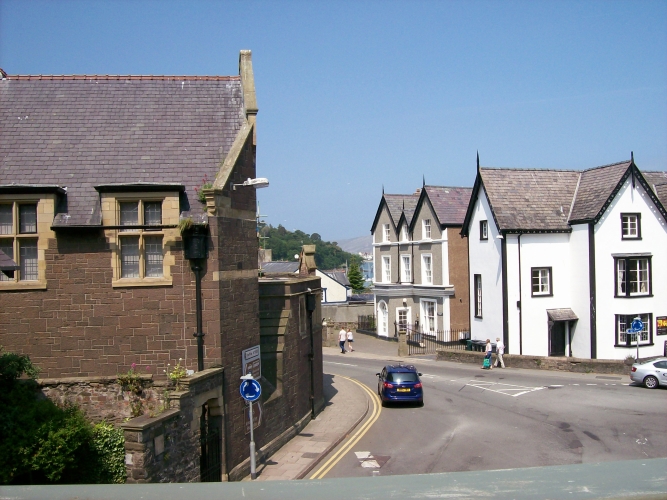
[631,318,644,333]
[242,345,261,379]
[240,379,262,402]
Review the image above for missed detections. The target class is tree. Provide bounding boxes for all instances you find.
[347,260,365,293]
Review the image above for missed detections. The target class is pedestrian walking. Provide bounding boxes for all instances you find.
[494,337,505,368]
[483,339,493,369]
[346,328,354,352]
[338,328,347,354]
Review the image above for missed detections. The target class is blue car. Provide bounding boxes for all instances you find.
[376,364,423,406]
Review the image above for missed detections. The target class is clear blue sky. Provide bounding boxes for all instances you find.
[2,0,666,242]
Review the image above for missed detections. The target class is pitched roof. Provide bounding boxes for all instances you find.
[423,186,472,226]
[384,194,419,226]
[0,74,245,225]
[0,249,19,274]
[480,168,580,232]
[569,161,631,223]
[643,171,667,208]
[463,159,666,235]
[321,270,350,287]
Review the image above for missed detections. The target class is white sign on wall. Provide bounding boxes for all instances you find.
[242,345,261,379]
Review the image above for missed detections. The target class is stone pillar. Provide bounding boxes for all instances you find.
[398,331,408,357]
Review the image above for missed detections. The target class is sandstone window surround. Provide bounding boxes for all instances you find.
[100,190,180,288]
[0,191,58,291]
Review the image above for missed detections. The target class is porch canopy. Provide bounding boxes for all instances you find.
[547,308,578,322]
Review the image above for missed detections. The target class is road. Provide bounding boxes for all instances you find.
[319,349,666,478]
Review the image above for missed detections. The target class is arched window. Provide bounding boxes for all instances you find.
[378,301,388,337]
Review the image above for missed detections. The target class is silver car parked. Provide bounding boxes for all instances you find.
[630,357,667,389]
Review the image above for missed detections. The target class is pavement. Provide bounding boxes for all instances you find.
[249,332,403,481]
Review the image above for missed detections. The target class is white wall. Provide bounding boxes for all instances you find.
[468,188,504,342]
[568,224,591,358]
[317,270,349,303]
[594,179,667,360]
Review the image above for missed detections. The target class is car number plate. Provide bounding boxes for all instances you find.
[397,388,410,392]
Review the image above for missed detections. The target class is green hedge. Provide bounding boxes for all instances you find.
[0,348,126,485]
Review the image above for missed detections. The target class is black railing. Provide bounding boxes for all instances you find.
[357,315,376,332]
[398,324,470,355]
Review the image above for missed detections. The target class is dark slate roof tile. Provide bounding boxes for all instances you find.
[569,161,631,222]
[384,194,419,226]
[424,186,472,226]
[480,168,580,231]
[1,76,245,225]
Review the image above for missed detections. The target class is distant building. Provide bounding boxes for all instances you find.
[371,185,472,338]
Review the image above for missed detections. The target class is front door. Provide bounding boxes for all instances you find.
[549,321,566,357]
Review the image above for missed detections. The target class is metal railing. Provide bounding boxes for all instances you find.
[398,323,470,355]
[357,315,376,332]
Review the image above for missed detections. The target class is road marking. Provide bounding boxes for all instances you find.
[550,385,564,387]
[324,361,358,367]
[465,380,545,397]
[309,376,382,479]
[586,384,597,386]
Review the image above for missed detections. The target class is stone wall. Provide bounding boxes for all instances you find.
[436,349,631,375]
[38,374,168,424]
[121,368,224,483]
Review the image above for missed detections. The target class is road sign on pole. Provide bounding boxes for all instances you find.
[240,374,262,480]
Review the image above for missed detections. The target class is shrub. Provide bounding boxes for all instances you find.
[92,422,126,484]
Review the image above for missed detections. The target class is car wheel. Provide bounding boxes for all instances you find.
[643,375,659,389]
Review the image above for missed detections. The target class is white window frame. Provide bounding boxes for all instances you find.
[615,256,651,297]
[531,267,552,296]
[621,213,641,240]
[474,274,482,318]
[401,225,409,242]
[480,220,488,240]
[616,313,652,346]
[378,301,389,336]
[420,299,437,334]
[382,256,391,283]
[401,254,412,283]
[396,307,411,333]
[383,223,391,243]
[422,219,432,240]
[421,254,432,285]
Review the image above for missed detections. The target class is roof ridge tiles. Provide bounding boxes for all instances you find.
[480,167,580,173]
[6,74,239,81]
[580,159,631,172]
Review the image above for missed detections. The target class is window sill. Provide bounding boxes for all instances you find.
[112,277,173,288]
[531,293,553,297]
[0,281,47,291]
[614,294,653,299]
[614,343,653,348]
[621,236,642,240]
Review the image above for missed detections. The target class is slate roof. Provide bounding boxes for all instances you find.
[465,159,667,235]
[322,270,350,287]
[0,74,245,226]
[569,161,631,223]
[260,261,299,274]
[423,186,472,226]
[644,171,667,208]
[0,249,19,273]
[384,194,419,227]
[480,168,580,231]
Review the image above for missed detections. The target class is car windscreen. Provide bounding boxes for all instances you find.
[386,372,419,383]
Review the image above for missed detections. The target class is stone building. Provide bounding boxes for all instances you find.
[0,51,323,482]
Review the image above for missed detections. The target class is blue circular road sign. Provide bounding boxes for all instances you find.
[631,318,644,332]
[240,379,262,402]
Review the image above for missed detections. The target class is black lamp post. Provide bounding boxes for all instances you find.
[184,224,209,372]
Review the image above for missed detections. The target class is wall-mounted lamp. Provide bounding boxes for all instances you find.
[496,234,504,240]
[402,298,408,305]
[232,177,270,190]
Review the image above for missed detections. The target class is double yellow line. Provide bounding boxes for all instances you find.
[309,375,382,480]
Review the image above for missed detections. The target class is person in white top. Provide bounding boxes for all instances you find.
[494,337,505,368]
[346,328,354,352]
[338,328,347,353]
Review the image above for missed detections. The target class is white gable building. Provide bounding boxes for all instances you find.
[462,157,667,360]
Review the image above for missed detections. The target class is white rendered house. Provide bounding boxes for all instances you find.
[461,156,667,360]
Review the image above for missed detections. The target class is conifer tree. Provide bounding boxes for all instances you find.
[347,261,365,293]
